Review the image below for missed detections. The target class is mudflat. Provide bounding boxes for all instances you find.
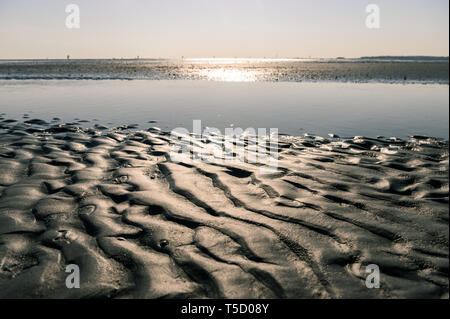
[0,119,448,299]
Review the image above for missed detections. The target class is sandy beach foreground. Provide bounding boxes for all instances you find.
[0,119,448,299]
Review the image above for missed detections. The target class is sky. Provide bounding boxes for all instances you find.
[0,0,448,59]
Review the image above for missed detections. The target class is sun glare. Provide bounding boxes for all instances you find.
[201,68,258,82]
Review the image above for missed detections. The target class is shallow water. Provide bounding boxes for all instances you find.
[0,80,448,139]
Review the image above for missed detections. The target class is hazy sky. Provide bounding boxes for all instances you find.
[0,0,448,59]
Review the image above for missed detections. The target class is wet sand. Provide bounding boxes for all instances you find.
[0,119,448,299]
[1,59,448,83]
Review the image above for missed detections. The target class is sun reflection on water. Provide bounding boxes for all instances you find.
[200,68,258,82]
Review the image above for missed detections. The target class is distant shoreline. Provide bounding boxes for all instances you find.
[0,56,448,62]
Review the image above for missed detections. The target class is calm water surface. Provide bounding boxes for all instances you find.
[0,80,448,139]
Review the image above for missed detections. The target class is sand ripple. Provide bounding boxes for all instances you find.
[0,121,448,298]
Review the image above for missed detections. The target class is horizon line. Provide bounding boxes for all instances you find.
[0,55,449,61]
